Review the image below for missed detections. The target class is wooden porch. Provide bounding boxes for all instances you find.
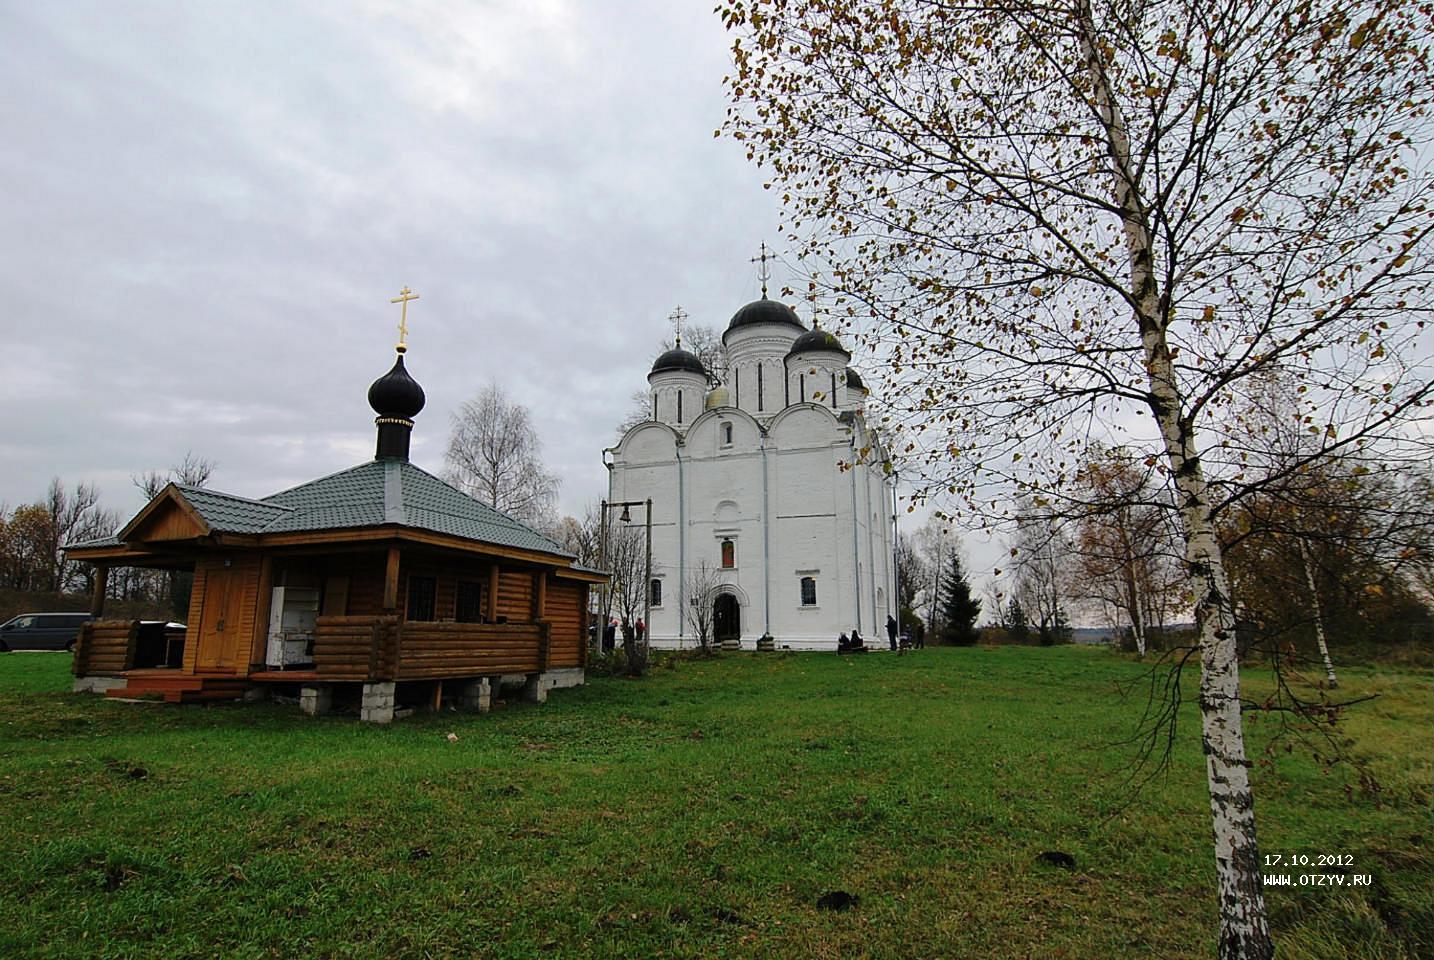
[77,616,558,702]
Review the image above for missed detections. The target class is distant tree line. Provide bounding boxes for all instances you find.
[0,453,216,620]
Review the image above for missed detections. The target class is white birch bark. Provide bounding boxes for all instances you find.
[1298,539,1339,688]
[1077,3,1272,956]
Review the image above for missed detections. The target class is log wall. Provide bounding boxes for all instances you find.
[311,616,548,681]
[395,621,545,678]
[73,620,138,676]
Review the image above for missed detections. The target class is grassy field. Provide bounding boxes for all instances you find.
[0,647,1427,959]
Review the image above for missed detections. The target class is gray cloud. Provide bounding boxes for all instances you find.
[0,0,785,521]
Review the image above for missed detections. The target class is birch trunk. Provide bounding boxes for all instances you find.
[1078,3,1273,956]
[1298,539,1339,688]
[1126,568,1147,657]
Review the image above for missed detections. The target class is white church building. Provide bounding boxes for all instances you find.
[606,292,897,650]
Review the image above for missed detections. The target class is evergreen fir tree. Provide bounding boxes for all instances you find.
[1006,598,1030,643]
[939,551,982,645]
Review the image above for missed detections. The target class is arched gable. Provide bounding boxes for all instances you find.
[767,402,847,447]
[613,420,680,463]
[685,405,764,452]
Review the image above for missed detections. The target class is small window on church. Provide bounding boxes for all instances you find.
[800,576,817,606]
[722,422,733,446]
[677,390,684,424]
[406,575,437,622]
[650,578,663,607]
[758,364,765,411]
[831,372,838,408]
[721,539,735,568]
[800,373,806,402]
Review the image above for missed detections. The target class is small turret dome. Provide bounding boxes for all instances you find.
[368,355,426,420]
[705,384,732,410]
[787,326,851,360]
[724,298,805,338]
[845,368,868,393]
[650,347,707,378]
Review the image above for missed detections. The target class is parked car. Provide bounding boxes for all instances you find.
[0,612,95,652]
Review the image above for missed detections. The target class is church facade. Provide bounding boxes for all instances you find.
[607,295,896,650]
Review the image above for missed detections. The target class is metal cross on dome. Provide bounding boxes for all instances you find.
[390,286,419,354]
[750,242,773,298]
[668,305,688,347]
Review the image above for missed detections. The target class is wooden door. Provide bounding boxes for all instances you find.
[714,594,741,643]
[195,565,247,672]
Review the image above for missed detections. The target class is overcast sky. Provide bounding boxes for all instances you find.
[0,0,803,520]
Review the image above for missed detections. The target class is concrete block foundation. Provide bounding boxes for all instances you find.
[462,678,493,713]
[73,677,127,695]
[360,681,396,724]
[299,685,332,716]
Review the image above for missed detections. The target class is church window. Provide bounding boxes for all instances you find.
[722,422,733,446]
[721,539,735,568]
[830,372,838,408]
[652,394,656,421]
[800,373,806,402]
[734,368,740,407]
[758,364,765,411]
[650,578,663,606]
[677,390,684,424]
[800,576,817,606]
[455,580,485,623]
[406,575,437,622]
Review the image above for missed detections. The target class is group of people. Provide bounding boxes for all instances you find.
[599,616,646,653]
[838,615,919,654]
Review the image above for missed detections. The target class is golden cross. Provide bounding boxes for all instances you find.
[806,281,820,329]
[668,305,688,347]
[390,286,419,353]
[750,242,773,297]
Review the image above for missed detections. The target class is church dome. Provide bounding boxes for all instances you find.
[786,326,851,360]
[705,384,732,410]
[368,355,426,420]
[725,297,805,336]
[846,368,868,393]
[650,347,707,378]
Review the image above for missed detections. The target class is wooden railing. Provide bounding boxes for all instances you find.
[311,616,549,682]
[73,621,139,677]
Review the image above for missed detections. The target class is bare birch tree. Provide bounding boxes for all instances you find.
[604,519,649,675]
[445,383,560,525]
[683,559,725,653]
[720,2,1434,955]
[1073,448,1182,656]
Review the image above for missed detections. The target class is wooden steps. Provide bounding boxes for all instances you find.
[106,673,249,704]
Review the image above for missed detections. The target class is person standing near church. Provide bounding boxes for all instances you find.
[886,615,898,650]
[635,617,646,644]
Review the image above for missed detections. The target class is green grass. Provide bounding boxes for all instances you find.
[0,647,1427,959]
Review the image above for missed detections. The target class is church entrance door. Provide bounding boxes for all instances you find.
[713,594,740,644]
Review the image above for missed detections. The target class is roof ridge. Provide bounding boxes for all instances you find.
[400,462,572,555]
[176,484,293,511]
[261,461,382,503]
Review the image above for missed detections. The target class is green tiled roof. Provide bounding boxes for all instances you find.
[175,485,291,533]
[258,461,572,557]
[70,460,575,560]
[87,461,572,559]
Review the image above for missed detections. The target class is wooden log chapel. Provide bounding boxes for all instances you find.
[66,291,605,722]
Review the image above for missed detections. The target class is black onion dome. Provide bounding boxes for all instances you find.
[724,297,806,336]
[650,347,707,378]
[786,326,851,359]
[846,367,868,392]
[367,355,426,420]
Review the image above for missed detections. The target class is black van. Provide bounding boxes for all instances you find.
[0,612,95,651]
